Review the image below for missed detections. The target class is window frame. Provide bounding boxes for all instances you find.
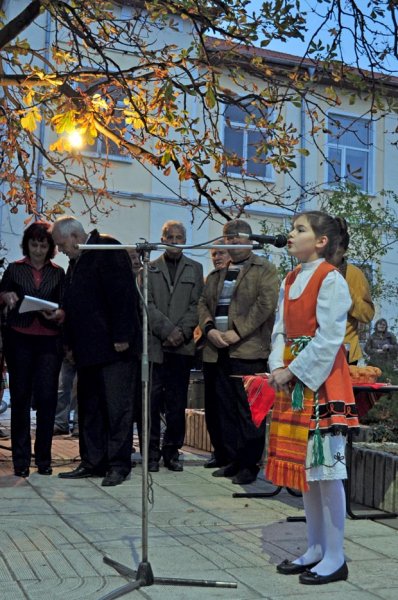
[222,103,274,182]
[79,86,133,163]
[325,111,374,194]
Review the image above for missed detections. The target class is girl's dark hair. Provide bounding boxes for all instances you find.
[21,221,56,261]
[335,216,350,251]
[293,210,340,259]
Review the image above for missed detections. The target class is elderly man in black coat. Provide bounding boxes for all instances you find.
[52,216,141,486]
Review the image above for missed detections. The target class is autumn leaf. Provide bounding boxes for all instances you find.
[20,109,41,132]
[49,138,67,153]
[297,148,310,156]
[51,110,79,134]
[205,85,216,109]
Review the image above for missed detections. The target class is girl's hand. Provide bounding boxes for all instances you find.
[268,367,294,392]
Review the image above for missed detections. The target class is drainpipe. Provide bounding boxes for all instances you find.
[299,96,306,211]
[35,8,52,215]
[298,66,316,211]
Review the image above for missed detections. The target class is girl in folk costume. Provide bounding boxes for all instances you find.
[266,211,359,585]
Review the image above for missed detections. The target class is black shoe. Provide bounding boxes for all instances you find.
[70,429,79,438]
[204,457,222,469]
[58,465,100,479]
[14,468,30,478]
[232,467,259,485]
[299,562,348,585]
[101,470,128,486]
[277,559,320,575]
[148,460,159,472]
[164,457,183,472]
[212,463,238,478]
[37,467,53,475]
[53,426,69,436]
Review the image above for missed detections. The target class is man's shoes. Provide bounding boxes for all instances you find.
[148,460,159,472]
[164,457,183,472]
[277,559,320,575]
[0,429,10,439]
[14,468,30,478]
[37,467,53,476]
[58,465,102,479]
[53,426,69,436]
[71,428,79,438]
[212,463,238,478]
[204,457,222,469]
[232,467,259,485]
[299,562,348,585]
[101,470,128,486]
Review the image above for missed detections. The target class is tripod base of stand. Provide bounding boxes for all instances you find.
[233,486,302,499]
[233,486,282,499]
[100,557,237,599]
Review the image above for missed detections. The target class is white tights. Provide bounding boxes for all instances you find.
[293,479,346,575]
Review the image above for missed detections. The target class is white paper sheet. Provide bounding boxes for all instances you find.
[19,295,59,313]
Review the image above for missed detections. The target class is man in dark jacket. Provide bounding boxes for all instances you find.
[147,220,203,472]
[52,216,141,486]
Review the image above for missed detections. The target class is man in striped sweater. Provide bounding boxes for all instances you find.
[198,219,279,485]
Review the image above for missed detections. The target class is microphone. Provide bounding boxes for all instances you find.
[237,232,288,248]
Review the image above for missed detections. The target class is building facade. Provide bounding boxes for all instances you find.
[1,0,397,327]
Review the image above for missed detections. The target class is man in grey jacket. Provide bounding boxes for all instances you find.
[147,220,203,472]
[198,219,279,484]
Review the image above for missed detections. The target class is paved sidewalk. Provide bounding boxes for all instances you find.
[0,404,398,599]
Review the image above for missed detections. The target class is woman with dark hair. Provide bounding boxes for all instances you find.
[0,221,65,477]
[365,318,398,369]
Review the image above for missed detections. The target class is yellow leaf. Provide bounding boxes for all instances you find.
[20,110,41,132]
[51,110,78,134]
[23,91,35,106]
[49,138,66,153]
[205,85,216,109]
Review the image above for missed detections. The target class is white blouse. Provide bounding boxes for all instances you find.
[269,258,351,392]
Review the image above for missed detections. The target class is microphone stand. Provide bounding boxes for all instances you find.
[76,240,248,599]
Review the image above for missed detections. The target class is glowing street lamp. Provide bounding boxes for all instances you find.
[67,129,84,149]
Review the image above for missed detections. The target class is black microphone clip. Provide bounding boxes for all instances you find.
[238,232,288,248]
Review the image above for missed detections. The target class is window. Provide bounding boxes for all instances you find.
[79,84,132,162]
[327,113,372,192]
[94,123,131,161]
[91,103,132,162]
[223,104,272,180]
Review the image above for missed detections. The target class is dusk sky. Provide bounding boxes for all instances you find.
[249,0,398,73]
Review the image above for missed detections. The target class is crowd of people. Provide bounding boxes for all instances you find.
[0,210,395,586]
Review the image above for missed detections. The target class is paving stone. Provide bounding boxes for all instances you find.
[0,420,397,600]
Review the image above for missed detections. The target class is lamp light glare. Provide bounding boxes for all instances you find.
[68,130,84,149]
